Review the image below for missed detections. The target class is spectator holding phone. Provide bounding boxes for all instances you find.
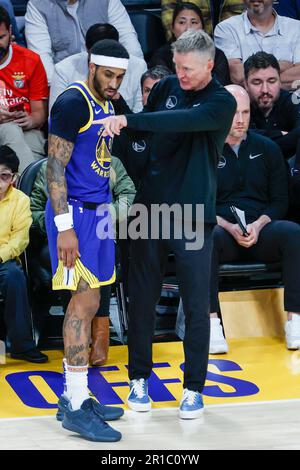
[0,6,48,173]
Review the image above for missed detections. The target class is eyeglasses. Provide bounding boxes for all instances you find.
[0,172,14,182]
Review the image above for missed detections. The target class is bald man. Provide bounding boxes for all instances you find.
[207,84,300,354]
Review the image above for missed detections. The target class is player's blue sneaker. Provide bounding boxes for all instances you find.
[179,389,204,419]
[61,398,122,442]
[56,395,124,422]
[127,379,151,412]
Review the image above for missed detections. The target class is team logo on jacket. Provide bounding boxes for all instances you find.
[218,156,226,169]
[166,96,177,109]
[12,73,25,89]
[132,140,146,152]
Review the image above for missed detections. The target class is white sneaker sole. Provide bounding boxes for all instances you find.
[286,340,300,350]
[209,343,229,354]
[127,398,151,412]
[179,408,204,420]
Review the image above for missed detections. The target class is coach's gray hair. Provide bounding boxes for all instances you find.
[172,29,215,61]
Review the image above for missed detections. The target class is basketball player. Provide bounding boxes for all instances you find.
[45,39,128,442]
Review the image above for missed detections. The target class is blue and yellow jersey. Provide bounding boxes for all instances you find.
[50,80,115,204]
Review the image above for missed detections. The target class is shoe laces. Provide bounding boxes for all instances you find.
[183,389,198,406]
[83,398,108,425]
[131,379,147,398]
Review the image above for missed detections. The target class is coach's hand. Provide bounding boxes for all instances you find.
[57,229,80,269]
[99,115,127,137]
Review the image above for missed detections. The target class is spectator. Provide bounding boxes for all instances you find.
[274,0,300,19]
[25,0,143,85]
[161,0,244,39]
[150,2,230,85]
[113,65,172,186]
[0,0,25,45]
[49,23,147,113]
[214,0,300,90]
[0,6,48,174]
[141,65,172,107]
[30,156,136,365]
[0,145,48,363]
[244,52,300,167]
[208,85,300,353]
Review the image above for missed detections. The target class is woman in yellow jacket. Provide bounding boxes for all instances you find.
[0,145,48,363]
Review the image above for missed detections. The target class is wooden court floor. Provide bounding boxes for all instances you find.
[1,336,300,450]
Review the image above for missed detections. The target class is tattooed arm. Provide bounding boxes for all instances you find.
[47,134,73,215]
[47,134,79,269]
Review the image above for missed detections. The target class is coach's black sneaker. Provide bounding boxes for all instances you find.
[62,398,122,442]
[10,348,48,363]
[56,395,124,422]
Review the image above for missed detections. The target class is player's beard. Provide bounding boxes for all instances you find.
[92,74,115,101]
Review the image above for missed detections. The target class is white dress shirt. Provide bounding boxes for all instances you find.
[214,11,300,63]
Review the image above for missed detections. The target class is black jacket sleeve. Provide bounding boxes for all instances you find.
[126,90,236,133]
[263,141,289,220]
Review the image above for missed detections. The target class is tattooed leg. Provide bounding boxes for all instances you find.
[63,278,100,366]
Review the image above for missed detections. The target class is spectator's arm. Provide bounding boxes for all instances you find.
[214,22,244,85]
[0,196,32,263]
[280,62,300,91]
[29,100,48,129]
[251,214,271,232]
[49,64,69,111]
[216,215,234,232]
[108,0,143,59]
[25,1,55,84]
[30,163,48,237]
[111,157,136,223]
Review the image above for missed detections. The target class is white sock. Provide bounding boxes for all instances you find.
[62,358,90,410]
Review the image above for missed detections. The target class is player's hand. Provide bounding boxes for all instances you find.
[57,229,81,269]
[99,115,127,137]
[13,111,34,130]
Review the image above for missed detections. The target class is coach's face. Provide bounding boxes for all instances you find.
[173,50,214,91]
[89,63,126,101]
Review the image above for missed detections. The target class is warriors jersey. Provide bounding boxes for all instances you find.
[64,81,115,203]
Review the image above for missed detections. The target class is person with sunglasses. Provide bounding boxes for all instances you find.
[0,145,48,363]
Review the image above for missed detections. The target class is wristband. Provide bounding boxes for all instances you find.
[54,212,74,232]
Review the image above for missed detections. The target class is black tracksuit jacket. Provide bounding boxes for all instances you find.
[124,75,237,223]
[216,131,289,224]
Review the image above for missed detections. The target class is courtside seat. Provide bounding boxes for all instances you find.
[128,9,166,62]
[162,261,282,295]
[11,0,28,16]
[17,158,47,198]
